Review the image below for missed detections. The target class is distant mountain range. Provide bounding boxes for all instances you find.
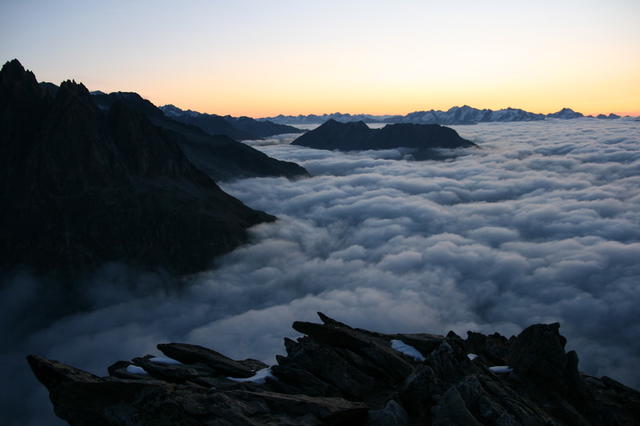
[260,106,625,125]
[160,104,303,140]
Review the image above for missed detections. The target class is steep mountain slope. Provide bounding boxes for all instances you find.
[0,59,274,275]
[161,104,303,139]
[160,104,255,140]
[90,93,308,181]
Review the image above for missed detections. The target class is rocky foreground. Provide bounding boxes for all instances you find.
[28,313,639,425]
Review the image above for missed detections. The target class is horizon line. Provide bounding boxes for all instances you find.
[159,101,640,120]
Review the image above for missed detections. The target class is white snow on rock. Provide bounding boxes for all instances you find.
[227,367,274,384]
[467,353,479,360]
[390,339,425,361]
[125,365,148,375]
[489,366,513,374]
[150,356,182,365]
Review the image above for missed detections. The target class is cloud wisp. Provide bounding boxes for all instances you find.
[2,118,639,425]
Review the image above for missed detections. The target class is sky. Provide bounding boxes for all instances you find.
[1,0,639,117]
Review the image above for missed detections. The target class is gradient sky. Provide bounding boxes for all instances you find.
[1,0,639,117]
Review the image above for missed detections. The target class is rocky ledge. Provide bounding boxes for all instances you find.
[28,313,640,425]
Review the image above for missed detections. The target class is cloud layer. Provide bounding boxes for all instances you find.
[2,118,640,425]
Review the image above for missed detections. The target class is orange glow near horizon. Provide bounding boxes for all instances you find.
[1,1,638,118]
[136,54,640,117]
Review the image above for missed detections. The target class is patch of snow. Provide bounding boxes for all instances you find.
[227,367,273,384]
[150,356,182,365]
[467,353,479,360]
[390,339,425,361]
[489,366,513,374]
[125,365,148,375]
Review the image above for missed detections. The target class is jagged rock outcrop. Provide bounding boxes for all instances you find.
[291,120,477,159]
[0,59,274,275]
[161,104,303,139]
[28,313,640,425]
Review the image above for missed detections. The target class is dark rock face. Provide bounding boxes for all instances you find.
[0,60,274,275]
[28,313,640,425]
[291,120,477,157]
[91,93,309,181]
[161,104,304,139]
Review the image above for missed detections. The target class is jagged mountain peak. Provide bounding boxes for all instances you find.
[0,60,276,274]
[1,59,41,97]
[1,58,30,79]
[57,79,92,100]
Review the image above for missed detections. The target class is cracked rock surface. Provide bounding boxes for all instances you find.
[28,313,640,425]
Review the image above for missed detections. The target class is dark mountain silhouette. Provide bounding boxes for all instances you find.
[291,120,476,158]
[224,114,303,138]
[0,59,275,275]
[160,104,255,140]
[161,104,303,139]
[29,313,640,425]
[547,108,584,119]
[596,113,621,119]
[89,93,308,181]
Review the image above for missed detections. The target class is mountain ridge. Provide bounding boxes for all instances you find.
[160,104,303,140]
[291,119,477,159]
[0,59,277,275]
[88,91,309,181]
[260,105,629,125]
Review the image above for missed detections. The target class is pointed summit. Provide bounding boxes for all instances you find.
[1,58,26,75]
[0,59,41,100]
[547,108,584,119]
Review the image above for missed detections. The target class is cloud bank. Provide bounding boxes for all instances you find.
[2,118,639,425]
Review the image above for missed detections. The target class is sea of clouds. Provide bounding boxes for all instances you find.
[2,118,639,425]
